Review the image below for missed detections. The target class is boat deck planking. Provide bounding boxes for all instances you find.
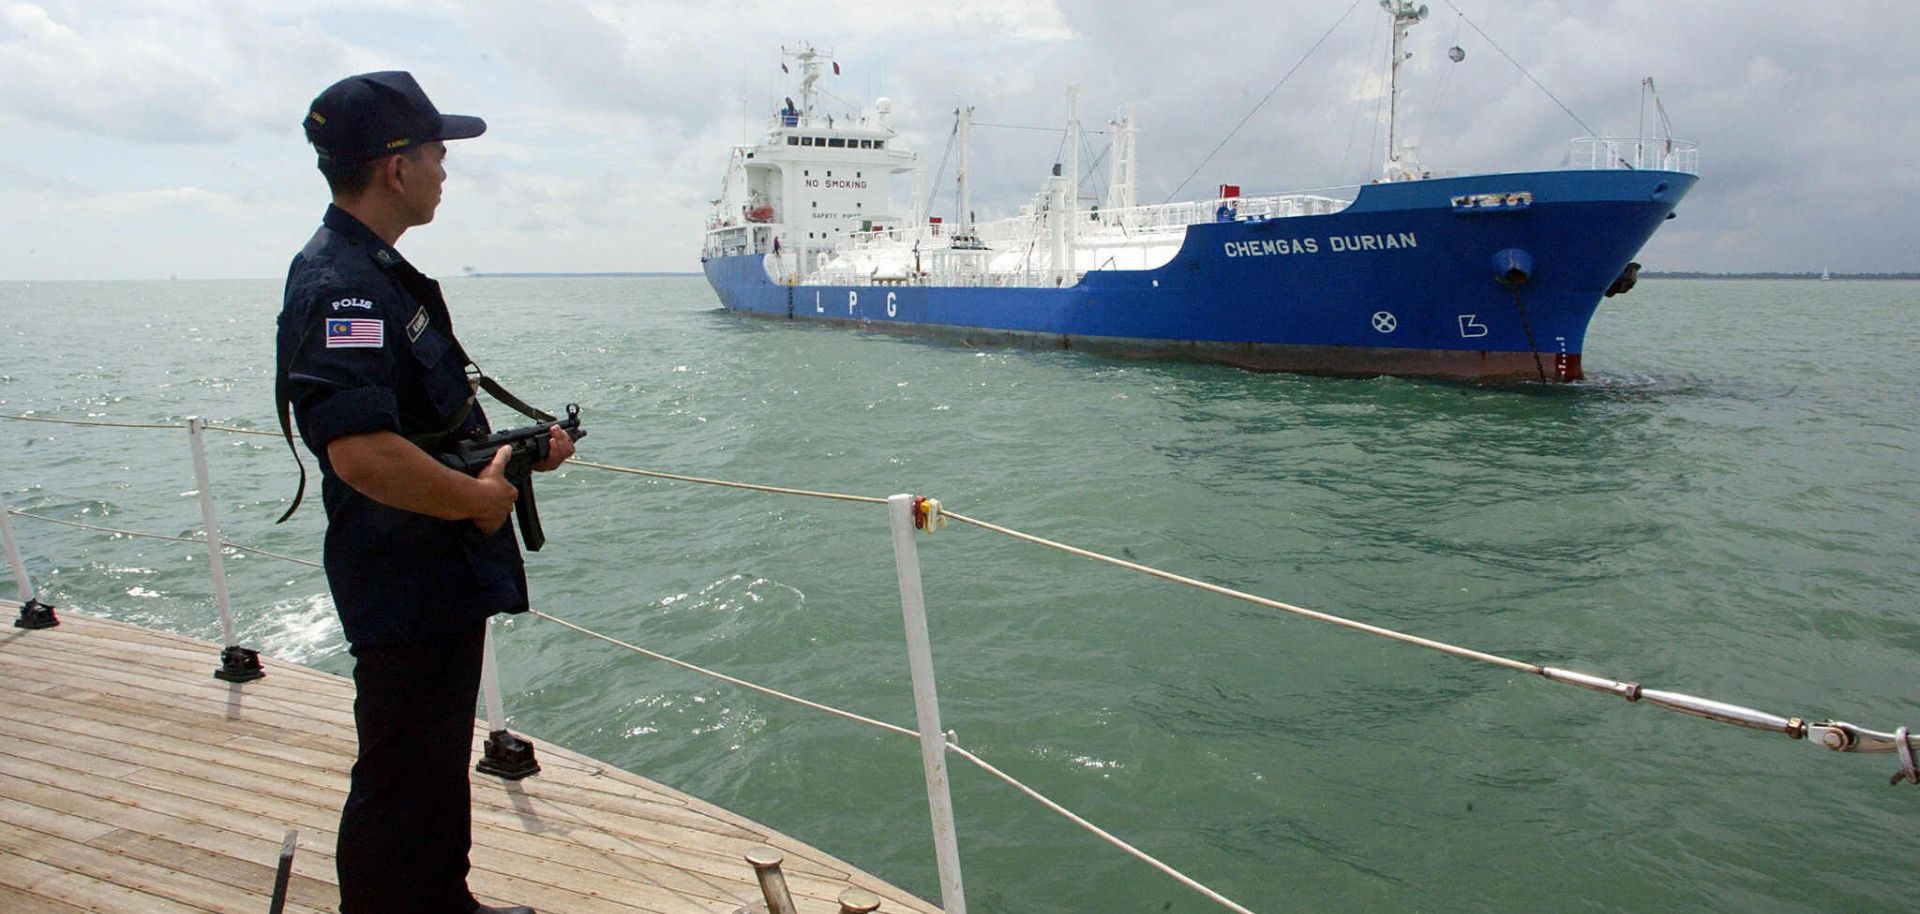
[0,603,941,914]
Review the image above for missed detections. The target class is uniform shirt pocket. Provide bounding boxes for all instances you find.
[406,324,476,429]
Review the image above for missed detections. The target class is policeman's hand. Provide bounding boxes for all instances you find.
[532,423,575,472]
[471,444,519,535]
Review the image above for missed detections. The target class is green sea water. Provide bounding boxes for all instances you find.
[1,276,1916,913]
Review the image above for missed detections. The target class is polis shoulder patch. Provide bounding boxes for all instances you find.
[325,318,384,349]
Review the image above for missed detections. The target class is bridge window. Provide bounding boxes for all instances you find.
[788,136,798,145]
[874,141,885,150]
[828,138,846,148]
[801,137,814,146]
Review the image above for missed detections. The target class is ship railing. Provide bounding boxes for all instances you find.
[5,409,1919,913]
[815,187,1359,269]
[956,193,1355,250]
[1568,136,1700,175]
[1087,192,1355,234]
[785,182,1361,274]
[797,192,1362,287]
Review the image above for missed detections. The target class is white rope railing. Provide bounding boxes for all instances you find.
[4,509,322,569]
[534,602,1259,914]
[1,412,279,438]
[1,410,1265,911]
[945,742,1256,914]
[1,413,190,431]
[559,462,1919,763]
[940,507,1536,673]
[5,509,205,545]
[6,407,1915,914]
[7,493,1256,910]
[11,411,1920,755]
[570,459,886,505]
[530,608,916,739]
[204,423,281,438]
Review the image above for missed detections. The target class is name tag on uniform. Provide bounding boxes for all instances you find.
[406,307,429,342]
[325,318,384,348]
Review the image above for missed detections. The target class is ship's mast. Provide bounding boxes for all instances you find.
[1064,83,1081,256]
[782,43,834,125]
[1380,0,1428,181]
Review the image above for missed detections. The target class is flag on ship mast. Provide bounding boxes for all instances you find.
[781,62,788,73]
[832,61,841,75]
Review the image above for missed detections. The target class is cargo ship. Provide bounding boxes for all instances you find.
[699,2,1698,381]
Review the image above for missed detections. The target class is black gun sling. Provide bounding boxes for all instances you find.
[275,364,557,525]
[277,251,560,524]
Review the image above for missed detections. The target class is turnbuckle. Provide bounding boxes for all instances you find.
[1891,726,1919,787]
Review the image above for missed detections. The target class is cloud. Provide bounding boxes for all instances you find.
[0,0,367,143]
[0,0,1916,277]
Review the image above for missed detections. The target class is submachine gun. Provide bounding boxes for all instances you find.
[437,404,584,551]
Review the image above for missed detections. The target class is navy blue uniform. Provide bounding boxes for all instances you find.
[278,203,528,646]
[278,203,523,914]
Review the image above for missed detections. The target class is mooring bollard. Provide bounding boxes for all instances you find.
[744,846,800,914]
[838,887,882,913]
[187,418,263,682]
[0,501,59,629]
[476,620,540,779]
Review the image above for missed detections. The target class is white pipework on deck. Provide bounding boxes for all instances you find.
[957,104,975,237]
[1106,103,1137,214]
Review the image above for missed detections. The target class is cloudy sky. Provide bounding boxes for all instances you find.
[2,0,1914,280]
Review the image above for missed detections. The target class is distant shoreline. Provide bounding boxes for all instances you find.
[462,271,701,279]
[1641,271,1919,281]
[1,270,1913,284]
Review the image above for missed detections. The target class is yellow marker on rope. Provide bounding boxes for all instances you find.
[913,496,946,533]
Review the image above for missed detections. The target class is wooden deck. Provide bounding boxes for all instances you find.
[0,602,941,914]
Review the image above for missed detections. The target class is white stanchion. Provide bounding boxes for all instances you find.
[3,499,61,628]
[887,493,968,914]
[475,616,539,779]
[190,418,262,681]
[1,501,37,605]
[187,418,240,648]
[481,621,508,733]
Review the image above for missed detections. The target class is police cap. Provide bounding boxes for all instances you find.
[303,71,486,166]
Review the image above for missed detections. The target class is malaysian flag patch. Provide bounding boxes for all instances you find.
[325,318,384,349]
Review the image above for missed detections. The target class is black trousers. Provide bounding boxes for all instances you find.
[336,619,487,914]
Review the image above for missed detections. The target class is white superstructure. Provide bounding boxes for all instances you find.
[702,43,1357,290]
[703,44,920,274]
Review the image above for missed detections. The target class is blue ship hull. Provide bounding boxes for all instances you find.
[702,169,1695,381]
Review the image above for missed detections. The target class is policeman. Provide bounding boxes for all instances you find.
[276,71,571,914]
